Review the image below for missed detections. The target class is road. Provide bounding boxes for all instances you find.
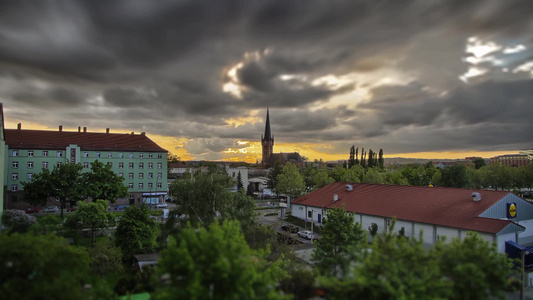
[258,208,320,245]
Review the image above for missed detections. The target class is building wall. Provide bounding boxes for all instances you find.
[4,146,167,209]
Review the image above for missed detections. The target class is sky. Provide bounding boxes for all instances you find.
[0,1,532,163]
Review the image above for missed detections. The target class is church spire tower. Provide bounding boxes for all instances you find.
[261,107,274,167]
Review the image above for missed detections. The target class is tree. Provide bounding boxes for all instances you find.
[367,149,374,168]
[440,163,469,188]
[152,220,289,300]
[276,163,306,198]
[83,160,128,203]
[312,205,366,276]
[473,158,486,169]
[361,167,385,184]
[266,161,283,192]
[0,233,92,299]
[349,145,356,167]
[1,209,36,234]
[378,149,384,169]
[433,232,516,300]
[22,168,54,208]
[115,205,159,262]
[65,199,115,247]
[312,168,335,189]
[237,171,244,190]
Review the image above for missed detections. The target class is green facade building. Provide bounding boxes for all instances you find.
[4,124,168,210]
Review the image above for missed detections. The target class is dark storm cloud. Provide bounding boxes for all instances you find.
[0,0,532,159]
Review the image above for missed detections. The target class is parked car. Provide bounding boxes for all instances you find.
[297,230,314,240]
[44,206,59,213]
[115,205,129,211]
[25,207,40,214]
[67,206,78,212]
[156,203,168,209]
[281,224,299,233]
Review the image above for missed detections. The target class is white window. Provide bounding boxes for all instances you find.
[129,162,134,169]
[139,162,144,169]
[128,183,134,189]
[43,162,48,169]
[12,173,18,180]
[96,152,101,158]
[118,173,124,177]
[158,153,162,159]
[83,162,89,168]
[27,173,33,180]
[119,153,124,158]
[83,152,89,158]
[308,211,312,219]
[43,151,48,157]
[138,183,144,189]
[139,173,144,179]
[12,150,18,156]
[12,161,18,168]
[149,153,153,159]
[56,162,62,168]
[11,184,18,191]
[148,162,153,169]
[28,151,34,157]
[56,151,63,157]
[157,173,162,179]
[107,152,112,158]
[157,182,162,188]
[118,162,123,168]
[27,161,34,168]
[148,183,153,189]
[129,153,133,158]
[139,153,144,159]
[129,173,134,179]
[148,172,153,179]
[157,163,162,169]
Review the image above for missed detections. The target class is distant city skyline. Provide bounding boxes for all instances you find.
[1,1,531,163]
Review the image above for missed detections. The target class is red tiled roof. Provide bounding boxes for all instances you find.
[292,182,517,234]
[5,129,167,152]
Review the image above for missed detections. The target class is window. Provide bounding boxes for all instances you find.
[138,183,144,189]
[139,173,144,179]
[119,153,124,158]
[139,162,144,169]
[129,194,134,200]
[129,173,134,179]
[308,211,313,219]
[148,162,153,169]
[12,150,18,156]
[157,163,162,169]
[83,162,89,168]
[119,162,124,169]
[129,153,133,158]
[96,152,101,158]
[43,150,48,157]
[157,182,162,188]
[148,183,153,189]
[27,173,33,180]
[11,184,18,191]
[11,173,18,180]
[128,183,134,189]
[56,151,63,157]
[28,151,34,157]
[83,152,89,158]
[148,172,153,179]
[158,153,162,159]
[157,173,162,179]
[107,152,112,158]
[43,162,48,169]
[56,162,62,168]
[27,161,34,168]
[129,162,134,169]
[139,153,144,159]
[12,161,18,168]
[149,153,153,158]
[118,173,124,177]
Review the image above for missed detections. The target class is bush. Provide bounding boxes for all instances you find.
[1,210,36,234]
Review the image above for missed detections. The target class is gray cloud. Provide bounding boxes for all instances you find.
[0,0,531,160]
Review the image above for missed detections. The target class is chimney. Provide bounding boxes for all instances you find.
[78,126,81,132]
[106,128,110,134]
[131,132,134,135]
[59,125,63,132]
[17,123,21,130]
[333,194,338,202]
[346,184,353,191]
[141,132,145,136]
[83,127,87,133]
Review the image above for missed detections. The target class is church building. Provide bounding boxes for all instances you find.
[261,108,304,168]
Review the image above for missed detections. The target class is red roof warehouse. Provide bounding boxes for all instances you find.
[290,182,533,253]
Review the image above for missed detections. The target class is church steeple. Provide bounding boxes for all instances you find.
[261,107,274,168]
